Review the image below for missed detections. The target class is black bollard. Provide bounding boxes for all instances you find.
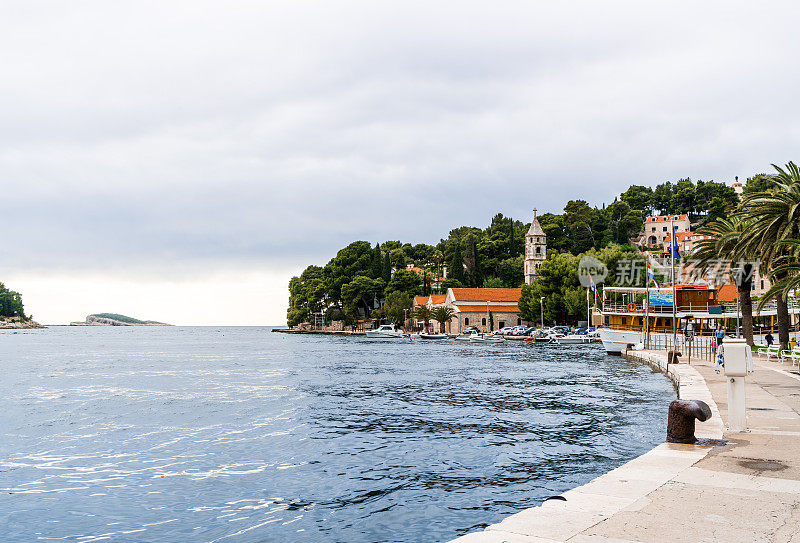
[666,399,712,444]
[667,350,682,364]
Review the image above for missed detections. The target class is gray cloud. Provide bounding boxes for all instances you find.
[2,0,800,283]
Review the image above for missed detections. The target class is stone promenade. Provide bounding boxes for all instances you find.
[452,350,800,543]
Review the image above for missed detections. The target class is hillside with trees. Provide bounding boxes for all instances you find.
[287,177,742,327]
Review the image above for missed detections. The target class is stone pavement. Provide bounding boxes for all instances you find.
[451,351,800,543]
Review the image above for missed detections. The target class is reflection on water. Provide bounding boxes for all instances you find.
[0,327,674,542]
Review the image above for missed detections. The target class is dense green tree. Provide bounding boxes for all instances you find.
[385,269,422,297]
[341,275,385,319]
[286,266,325,326]
[498,256,524,287]
[518,252,581,324]
[620,185,655,213]
[440,278,464,290]
[383,291,413,325]
[0,282,25,319]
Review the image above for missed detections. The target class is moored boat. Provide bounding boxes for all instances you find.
[419,333,449,340]
[365,324,404,339]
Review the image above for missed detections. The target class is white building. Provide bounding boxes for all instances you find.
[524,209,546,284]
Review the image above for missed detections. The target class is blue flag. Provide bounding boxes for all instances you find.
[670,227,681,260]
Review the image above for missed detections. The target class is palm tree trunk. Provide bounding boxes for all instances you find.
[776,292,791,351]
[738,279,754,346]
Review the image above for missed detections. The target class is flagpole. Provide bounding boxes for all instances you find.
[586,287,590,329]
[671,218,677,353]
[645,260,650,350]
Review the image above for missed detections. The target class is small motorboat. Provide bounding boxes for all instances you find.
[469,333,506,344]
[455,331,480,341]
[419,333,449,340]
[553,334,593,345]
[365,324,404,339]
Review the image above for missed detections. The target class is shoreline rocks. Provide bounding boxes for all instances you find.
[0,316,45,329]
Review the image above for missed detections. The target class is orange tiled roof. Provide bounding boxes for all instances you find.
[413,296,429,306]
[454,304,520,313]
[646,214,689,222]
[717,284,737,302]
[450,288,522,302]
[664,231,707,243]
[429,294,447,304]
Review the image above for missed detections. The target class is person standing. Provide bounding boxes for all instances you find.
[714,325,726,373]
[766,332,774,347]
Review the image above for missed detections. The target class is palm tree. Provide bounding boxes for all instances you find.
[693,217,756,345]
[432,306,457,334]
[412,305,432,333]
[739,161,800,350]
[759,239,800,308]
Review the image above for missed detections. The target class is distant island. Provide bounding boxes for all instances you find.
[70,313,171,326]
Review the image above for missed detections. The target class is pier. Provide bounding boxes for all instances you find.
[453,350,800,542]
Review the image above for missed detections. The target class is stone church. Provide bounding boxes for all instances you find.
[524,209,546,284]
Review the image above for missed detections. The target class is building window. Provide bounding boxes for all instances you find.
[464,318,469,325]
[663,226,667,231]
[517,318,521,325]
[482,317,486,326]
[535,246,541,255]
[761,280,765,289]
[499,321,505,328]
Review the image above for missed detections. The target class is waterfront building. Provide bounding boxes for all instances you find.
[524,209,546,285]
[443,287,525,334]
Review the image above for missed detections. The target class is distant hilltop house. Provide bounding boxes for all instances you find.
[413,287,526,334]
[642,214,691,246]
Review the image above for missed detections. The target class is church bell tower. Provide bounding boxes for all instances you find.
[525,208,546,284]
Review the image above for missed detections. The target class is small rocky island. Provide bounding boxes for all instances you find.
[70,313,171,326]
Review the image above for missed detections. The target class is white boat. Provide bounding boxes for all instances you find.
[553,334,594,345]
[455,331,480,341]
[365,324,404,339]
[469,333,506,343]
[419,333,449,340]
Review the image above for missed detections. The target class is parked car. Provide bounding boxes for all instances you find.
[522,327,538,336]
[509,326,528,335]
[462,326,479,334]
[496,326,515,335]
[552,326,572,335]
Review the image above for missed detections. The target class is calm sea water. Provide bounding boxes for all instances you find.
[0,327,674,542]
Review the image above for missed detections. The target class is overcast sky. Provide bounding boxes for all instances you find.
[2,1,799,325]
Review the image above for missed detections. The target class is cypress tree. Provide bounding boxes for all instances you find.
[383,252,392,283]
[371,243,383,278]
[449,242,466,285]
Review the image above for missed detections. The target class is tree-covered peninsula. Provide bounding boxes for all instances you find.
[0,281,43,328]
[287,177,741,327]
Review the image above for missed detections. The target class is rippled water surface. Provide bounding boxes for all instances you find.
[0,327,675,542]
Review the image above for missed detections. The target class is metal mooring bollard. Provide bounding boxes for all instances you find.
[666,399,712,444]
[667,350,682,364]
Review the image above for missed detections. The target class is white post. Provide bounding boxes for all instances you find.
[724,338,751,433]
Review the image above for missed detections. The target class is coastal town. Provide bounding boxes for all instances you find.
[283,170,800,359]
